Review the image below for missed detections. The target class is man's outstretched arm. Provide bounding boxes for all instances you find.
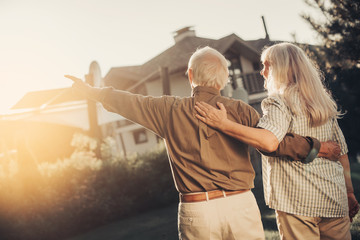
[65,75,174,138]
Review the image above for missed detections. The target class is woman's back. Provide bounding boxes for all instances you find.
[259,95,348,218]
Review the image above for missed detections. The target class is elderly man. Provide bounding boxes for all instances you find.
[65,46,337,240]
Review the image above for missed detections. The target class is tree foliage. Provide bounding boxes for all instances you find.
[302,0,360,157]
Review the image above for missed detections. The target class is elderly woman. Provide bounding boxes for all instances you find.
[195,42,359,240]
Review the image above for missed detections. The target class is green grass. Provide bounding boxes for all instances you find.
[350,161,360,239]
[351,214,360,239]
[263,211,280,240]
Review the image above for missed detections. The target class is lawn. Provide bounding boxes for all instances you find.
[350,162,360,239]
[68,162,360,240]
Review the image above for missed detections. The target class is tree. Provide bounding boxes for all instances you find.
[302,0,360,159]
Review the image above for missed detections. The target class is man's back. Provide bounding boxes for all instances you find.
[163,86,259,193]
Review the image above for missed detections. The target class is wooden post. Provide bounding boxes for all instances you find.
[160,67,170,95]
[85,73,102,158]
[118,132,127,159]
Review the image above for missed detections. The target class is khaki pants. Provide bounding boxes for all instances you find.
[178,190,264,240]
[276,210,351,240]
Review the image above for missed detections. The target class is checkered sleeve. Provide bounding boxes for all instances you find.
[332,118,348,155]
[257,96,291,142]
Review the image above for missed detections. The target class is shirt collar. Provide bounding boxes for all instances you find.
[191,86,221,97]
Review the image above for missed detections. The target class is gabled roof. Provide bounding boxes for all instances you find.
[104,33,262,89]
[246,38,272,52]
[220,34,263,61]
[104,36,219,87]
[105,65,142,81]
[140,36,218,76]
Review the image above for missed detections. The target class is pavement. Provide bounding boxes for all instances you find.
[66,204,179,240]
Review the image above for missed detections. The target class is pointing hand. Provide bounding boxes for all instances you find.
[64,75,91,95]
[64,75,83,83]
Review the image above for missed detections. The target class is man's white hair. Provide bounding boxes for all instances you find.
[187,46,229,89]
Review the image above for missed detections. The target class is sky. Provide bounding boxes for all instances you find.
[0,0,322,114]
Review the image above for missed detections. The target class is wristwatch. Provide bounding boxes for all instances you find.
[301,137,320,164]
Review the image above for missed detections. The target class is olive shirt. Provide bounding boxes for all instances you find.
[86,86,317,193]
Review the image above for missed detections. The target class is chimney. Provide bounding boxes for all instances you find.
[173,26,196,43]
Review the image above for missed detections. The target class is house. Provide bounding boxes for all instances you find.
[102,26,272,156]
[2,26,274,162]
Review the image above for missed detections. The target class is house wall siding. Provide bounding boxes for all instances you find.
[114,125,158,155]
[145,72,190,98]
[240,56,255,73]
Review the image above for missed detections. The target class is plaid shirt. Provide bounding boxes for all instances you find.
[258,95,348,217]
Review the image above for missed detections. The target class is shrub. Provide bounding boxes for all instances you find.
[0,133,177,240]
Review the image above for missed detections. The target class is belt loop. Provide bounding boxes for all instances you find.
[222,190,226,197]
[205,192,209,201]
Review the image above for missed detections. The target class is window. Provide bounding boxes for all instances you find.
[253,62,261,71]
[133,129,148,144]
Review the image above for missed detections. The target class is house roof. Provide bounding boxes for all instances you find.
[104,33,263,89]
[104,36,218,87]
[11,87,84,110]
[246,38,281,52]
[12,31,270,110]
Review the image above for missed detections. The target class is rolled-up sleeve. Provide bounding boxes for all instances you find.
[257,96,291,142]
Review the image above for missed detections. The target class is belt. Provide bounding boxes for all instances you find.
[180,189,249,203]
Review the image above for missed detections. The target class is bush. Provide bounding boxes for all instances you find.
[0,133,177,240]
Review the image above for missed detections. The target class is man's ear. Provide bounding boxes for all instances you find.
[188,68,193,86]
